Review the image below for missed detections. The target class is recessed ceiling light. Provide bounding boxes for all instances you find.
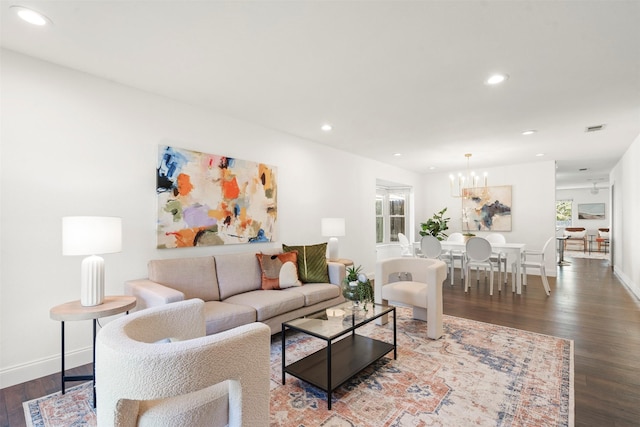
[522,130,537,136]
[536,153,545,157]
[429,166,436,170]
[321,124,332,132]
[485,74,509,85]
[10,5,50,26]
[393,153,402,157]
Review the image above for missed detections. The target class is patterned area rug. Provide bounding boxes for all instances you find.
[23,382,94,427]
[24,310,573,427]
[271,309,574,426]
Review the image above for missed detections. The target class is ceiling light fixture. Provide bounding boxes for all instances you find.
[393,153,402,157]
[10,5,50,26]
[522,130,537,136]
[590,183,600,195]
[536,153,545,157]
[485,74,509,85]
[449,153,487,198]
[321,124,332,132]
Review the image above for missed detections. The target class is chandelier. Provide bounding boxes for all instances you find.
[450,153,488,198]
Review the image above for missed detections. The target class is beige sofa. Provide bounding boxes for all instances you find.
[125,251,346,335]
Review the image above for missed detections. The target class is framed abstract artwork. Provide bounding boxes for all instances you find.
[462,185,512,232]
[157,145,277,248]
[577,203,605,220]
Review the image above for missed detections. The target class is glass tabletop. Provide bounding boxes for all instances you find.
[283,301,393,340]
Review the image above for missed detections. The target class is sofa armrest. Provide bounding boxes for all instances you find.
[327,262,346,286]
[124,279,185,311]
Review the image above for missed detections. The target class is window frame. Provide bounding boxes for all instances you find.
[376,186,410,244]
[556,199,573,228]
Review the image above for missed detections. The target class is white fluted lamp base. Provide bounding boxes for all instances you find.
[80,255,105,306]
[327,237,339,262]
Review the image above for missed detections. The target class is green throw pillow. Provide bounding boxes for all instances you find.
[282,243,329,283]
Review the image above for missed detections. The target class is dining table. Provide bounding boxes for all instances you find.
[437,241,527,294]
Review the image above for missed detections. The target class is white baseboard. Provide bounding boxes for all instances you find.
[0,347,92,389]
[614,267,640,301]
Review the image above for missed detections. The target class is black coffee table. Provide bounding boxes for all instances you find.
[281,302,396,409]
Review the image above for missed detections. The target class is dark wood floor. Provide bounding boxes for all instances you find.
[2,255,639,427]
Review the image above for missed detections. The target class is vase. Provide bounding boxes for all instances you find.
[342,281,362,310]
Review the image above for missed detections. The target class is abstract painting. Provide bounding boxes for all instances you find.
[462,185,512,232]
[578,203,605,220]
[157,145,277,248]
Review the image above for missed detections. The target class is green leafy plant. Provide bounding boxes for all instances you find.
[342,265,374,309]
[419,207,450,241]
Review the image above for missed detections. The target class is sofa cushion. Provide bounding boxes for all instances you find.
[202,301,257,335]
[256,252,301,290]
[282,243,330,283]
[148,257,219,301]
[214,252,262,300]
[224,290,304,322]
[284,283,341,306]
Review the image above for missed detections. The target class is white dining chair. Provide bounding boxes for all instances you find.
[420,235,454,285]
[397,233,414,257]
[465,237,496,295]
[446,233,465,283]
[512,236,554,296]
[485,233,508,288]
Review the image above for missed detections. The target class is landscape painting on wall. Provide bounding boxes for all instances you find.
[462,185,512,232]
[156,145,277,248]
[578,203,605,220]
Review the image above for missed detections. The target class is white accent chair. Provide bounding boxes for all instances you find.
[397,233,414,257]
[464,237,496,295]
[375,257,448,339]
[420,235,454,285]
[95,298,271,427]
[513,236,554,296]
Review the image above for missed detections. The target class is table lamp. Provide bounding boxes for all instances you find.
[321,218,345,261]
[62,216,122,306]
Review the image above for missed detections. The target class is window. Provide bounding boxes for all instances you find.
[556,200,572,227]
[376,187,410,243]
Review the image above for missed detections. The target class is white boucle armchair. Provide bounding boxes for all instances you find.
[95,298,271,427]
[375,257,448,339]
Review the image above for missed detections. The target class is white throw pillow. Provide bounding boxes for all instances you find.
[279,261,302,288]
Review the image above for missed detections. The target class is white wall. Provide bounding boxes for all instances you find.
[555,187,610,233]
[610,134,640,299]
[421,161,558,276]
[0,50,423,386]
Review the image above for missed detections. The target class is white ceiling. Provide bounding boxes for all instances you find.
[2,1,639,190]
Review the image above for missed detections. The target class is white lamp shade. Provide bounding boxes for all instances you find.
[321,218,346,237]
[63,216,122,255]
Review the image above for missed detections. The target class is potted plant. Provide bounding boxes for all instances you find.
[419,208,450,241]
[342,265,374,310]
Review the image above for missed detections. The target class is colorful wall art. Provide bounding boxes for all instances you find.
[577,203,605,220]
[157,145,277,248]
[462,185,512,232]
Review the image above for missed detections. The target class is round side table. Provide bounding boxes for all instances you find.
[50,295,136,407]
